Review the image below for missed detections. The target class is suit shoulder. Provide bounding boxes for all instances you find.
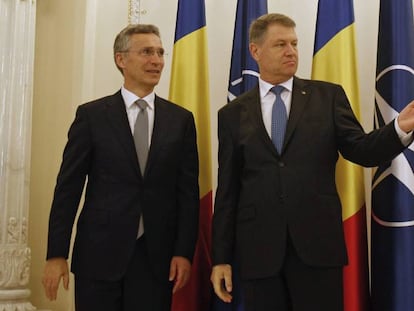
[219,87,258,114]
[296,77,343,92]
[156,96,194,117]
[78,91,122,111]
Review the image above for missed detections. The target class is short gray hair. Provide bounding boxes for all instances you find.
[249,13,296,45]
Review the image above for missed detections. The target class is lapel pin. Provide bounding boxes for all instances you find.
[301,90,306,95]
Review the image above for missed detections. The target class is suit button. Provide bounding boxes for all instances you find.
[278,162,285,167]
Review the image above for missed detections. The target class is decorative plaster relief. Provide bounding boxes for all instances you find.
[0,300,36,311]
[129,0,146,24]
[0,247,30,287]
[6,217,27,244]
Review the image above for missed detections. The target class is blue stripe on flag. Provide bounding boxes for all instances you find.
[313,0,355,54]
[174,0,206,42]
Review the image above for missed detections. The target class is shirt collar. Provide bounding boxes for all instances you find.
[259,77,294,98]
[121,86,155,110]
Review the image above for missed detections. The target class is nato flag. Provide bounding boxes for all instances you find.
[371,1,414,311]
[213,1,266,310]
[227,0,267,102]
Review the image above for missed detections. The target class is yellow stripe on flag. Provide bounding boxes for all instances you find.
[169,27,212,197]
[312,24,365,221]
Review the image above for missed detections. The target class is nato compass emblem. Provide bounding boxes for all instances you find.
[372,64,414,228]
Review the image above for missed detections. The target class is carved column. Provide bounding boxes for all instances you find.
[129,0,142,24]
[0,0,37,310]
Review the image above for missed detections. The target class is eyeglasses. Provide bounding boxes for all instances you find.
[124,48,165,58]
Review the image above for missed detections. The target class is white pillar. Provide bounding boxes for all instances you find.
[0,0,37,310]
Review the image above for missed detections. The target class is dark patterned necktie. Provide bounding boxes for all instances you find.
[271,85,287,153]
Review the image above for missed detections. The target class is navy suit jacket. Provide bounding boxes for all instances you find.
[212,77,407,280]
[47,90,199,282]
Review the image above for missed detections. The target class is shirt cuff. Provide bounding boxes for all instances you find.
[394,117,413,146]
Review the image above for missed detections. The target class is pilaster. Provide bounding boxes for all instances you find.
[0,0,37,309]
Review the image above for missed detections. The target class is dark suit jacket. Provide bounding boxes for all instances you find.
[47,90,199,282]
[212,77,407,280]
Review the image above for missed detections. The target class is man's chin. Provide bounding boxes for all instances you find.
[285,68,297,77]
[146,78,161,86]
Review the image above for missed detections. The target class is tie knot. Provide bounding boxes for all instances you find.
[136,99,148,110]
[271,85,285,96]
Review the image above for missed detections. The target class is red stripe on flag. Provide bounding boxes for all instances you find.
[343,205,370,311]
[171,191,212,311]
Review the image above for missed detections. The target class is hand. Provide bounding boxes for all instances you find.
[397,100,414,133]
[210,264,233,303]
[169,256,191,294]
[42,257,69,300]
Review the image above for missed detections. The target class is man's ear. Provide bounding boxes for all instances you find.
[249,43,259,61]
[115,52,126,70]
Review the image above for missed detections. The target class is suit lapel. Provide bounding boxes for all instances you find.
[244,79,311,156]
[144,95,166,175]
[283,77,311,150]
[105,91,141,177]
[241,87,278,156]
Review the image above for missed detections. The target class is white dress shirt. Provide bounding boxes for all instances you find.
[121,86,155,147]
[259,77,293,138]
[258,77,411,146]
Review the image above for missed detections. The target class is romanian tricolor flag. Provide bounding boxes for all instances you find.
[311,1,370,311]
[169,0,212,311]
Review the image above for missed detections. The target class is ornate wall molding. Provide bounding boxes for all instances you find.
[6,217,27,244]
[129,0,146,24]
[0,247,30,288]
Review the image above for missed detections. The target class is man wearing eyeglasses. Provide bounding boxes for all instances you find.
[42,24,199,311]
